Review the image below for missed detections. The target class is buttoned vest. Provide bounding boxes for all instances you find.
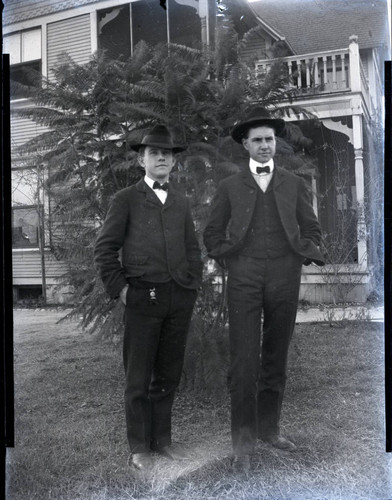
[124,201,173,284]
[240,183,292,258]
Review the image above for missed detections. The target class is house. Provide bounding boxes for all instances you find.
[3,0,390,304]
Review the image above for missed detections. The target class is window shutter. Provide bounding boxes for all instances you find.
[47,14,91,78]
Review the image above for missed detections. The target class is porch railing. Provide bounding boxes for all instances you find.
[256,48,351,93]
[255,37,370,106]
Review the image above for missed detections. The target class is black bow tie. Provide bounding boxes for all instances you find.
[153,181,169,191]
[256,166,271,174]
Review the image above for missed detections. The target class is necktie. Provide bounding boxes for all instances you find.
[153,181,169,191]
[256,166,270,174]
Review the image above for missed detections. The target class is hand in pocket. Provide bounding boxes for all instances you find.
[120,285,129,306]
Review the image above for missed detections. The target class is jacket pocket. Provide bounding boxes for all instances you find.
[126,254,148,265]
[124,254,148,277]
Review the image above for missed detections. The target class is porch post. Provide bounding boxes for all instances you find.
[90,11,98,54]
[353,123,367,269]
[349,35,367,270]
[348,35,361,92]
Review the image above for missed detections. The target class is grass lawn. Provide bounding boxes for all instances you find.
[6,309,391,500]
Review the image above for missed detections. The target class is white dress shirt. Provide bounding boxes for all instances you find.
[144,175,168,204]
[249,159,274,193]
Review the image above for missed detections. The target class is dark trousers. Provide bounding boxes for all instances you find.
[123,280,196,453]
[227,252,303,455]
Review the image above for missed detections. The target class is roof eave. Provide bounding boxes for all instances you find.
[247,4,297,55]
[256,17,297,55]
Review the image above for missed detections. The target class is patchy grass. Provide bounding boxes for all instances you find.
[6,310,391,500]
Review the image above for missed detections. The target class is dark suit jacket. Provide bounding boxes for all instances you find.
[203,166,325,266]
[94,179,203,299]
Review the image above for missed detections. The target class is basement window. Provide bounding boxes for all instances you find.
[15,286,43,302]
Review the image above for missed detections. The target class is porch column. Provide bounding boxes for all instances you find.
[353,119,367,270]
[199,0,209,46]
[349,35,361,92]
[349,34,367,270]
[90,11,98,54]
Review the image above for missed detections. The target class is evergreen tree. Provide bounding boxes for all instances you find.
[13,28,316,392]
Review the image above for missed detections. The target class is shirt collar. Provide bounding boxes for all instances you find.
[144,175,169,189]
[249,158,274,175]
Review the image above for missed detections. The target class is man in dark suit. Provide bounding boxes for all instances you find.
[94,125,203,471]
[203,109,325,472]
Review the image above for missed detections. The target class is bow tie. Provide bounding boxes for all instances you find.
[153,181,169,191]
[256,166,271,174]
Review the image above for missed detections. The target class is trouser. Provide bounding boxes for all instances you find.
[227,252,303,455]
[123,280,197,453]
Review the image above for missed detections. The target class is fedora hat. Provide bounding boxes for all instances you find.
[231,108,285,144]
[130,125,186,153]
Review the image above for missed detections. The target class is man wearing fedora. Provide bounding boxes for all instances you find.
[94,125,203,471]
[203,109,324,472]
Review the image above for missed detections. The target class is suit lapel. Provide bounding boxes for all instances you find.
[272,166,286,191]
[136,178,165,207]
[240,168,258,189]
[239,169,258,223]
[163,187,176,209]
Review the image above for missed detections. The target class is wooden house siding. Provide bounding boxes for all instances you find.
[12,250,67,285]
[47,14,91,75]
[240,35,267,65]
[11,113,46,150]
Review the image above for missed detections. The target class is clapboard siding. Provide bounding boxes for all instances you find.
[47,14,91,75]
[240,36,267,64]
[11,112,47,150]
[4,0,96,26]
[13,249,67,284]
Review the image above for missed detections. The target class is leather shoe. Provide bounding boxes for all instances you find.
[130,452,154,470]
[263,434,297,451]
[232,454,251,474]
[156,444,190,460]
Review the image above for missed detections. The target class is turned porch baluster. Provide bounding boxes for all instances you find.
[332,54,337,89]
[296,59,302,87]
[305,58,311,88]
[322,56,328,86]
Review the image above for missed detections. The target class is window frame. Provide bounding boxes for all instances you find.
[12,204,44,250]
[5,28,42,99]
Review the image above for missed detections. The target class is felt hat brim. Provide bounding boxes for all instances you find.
[129,124,186,153]
[231,116,285,144]
[130,131,186,153]
[130,141,186,153]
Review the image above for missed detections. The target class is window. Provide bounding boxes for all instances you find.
[4,29,42,98]
[12,206,43,248]
[15,286,43,302]
[12,167,44,249]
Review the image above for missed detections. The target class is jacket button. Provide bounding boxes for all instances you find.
[249,189,255,194]
[246,208,250,213]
